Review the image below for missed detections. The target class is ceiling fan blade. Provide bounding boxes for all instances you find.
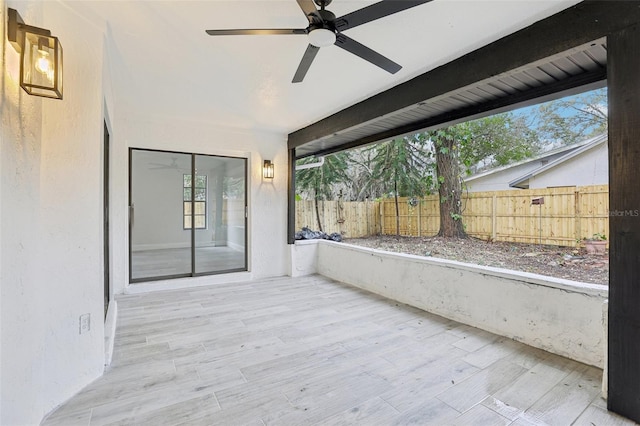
[206,29,307,36]
[335,0,433,31]
[292,44,320,83]
[296,0,319,22]
[334,34,401,74]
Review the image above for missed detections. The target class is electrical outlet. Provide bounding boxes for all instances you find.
[79,313,91,334]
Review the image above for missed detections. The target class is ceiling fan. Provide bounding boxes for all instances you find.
[205,0,432,83]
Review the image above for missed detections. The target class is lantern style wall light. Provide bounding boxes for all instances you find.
[8,8,63,100]
[263,160,274,179]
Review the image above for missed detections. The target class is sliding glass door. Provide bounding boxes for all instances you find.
[194,155,246,274]
[129,149,247,282]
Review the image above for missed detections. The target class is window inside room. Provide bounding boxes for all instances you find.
[184,174,207,230]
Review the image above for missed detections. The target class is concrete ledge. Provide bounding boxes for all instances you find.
[314,240,608,368]
[288,240,319,277]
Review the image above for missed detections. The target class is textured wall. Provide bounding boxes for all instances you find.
[1,1,107,423]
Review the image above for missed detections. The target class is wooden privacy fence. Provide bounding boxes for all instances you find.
[380,185,609,247]
[295,200,380,238]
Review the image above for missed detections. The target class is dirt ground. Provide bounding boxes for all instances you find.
[344,235,608,285]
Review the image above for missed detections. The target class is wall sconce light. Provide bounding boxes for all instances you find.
[8,8,63,100]
[263,160,274,179]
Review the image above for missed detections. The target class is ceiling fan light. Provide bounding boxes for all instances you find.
[308,28,336,47]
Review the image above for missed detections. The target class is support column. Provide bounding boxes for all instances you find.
[287,148,296,244]
[607,23,640,423]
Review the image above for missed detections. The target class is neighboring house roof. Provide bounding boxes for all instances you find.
[508,133,607,189]
[464,133,607,186]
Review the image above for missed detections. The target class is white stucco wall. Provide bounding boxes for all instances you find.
[112,111,288,293]
[1,6,4,421]
[314,241,608,368]
[289,240,319,277]
[529,142,608,189]
[103,20,116,322]
[1,1,108,423]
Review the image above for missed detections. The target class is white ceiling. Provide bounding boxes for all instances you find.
[68,0,582,134]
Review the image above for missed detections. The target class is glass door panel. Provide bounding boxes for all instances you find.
[130,150,192,280]
[130,149,247,282]
[194,155,247,274]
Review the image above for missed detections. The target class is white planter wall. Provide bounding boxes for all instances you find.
[289,240,319,277]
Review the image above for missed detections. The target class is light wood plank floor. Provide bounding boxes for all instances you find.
[42,275,636,426]
[131,247,246,280]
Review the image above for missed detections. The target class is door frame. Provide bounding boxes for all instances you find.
[128,148,248,283]
[103,119,111,320]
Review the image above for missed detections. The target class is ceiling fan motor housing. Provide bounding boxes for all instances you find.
[314,0,332,8]
[316,9,336,23]
[308,28,336,47]
[307,9,337,47]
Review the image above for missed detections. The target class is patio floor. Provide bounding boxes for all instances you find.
[42,275,635,425]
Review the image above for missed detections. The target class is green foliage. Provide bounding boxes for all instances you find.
[533,88,607,146]
[423,113,540,175]
[365,134,434,198]
[295,153,351,201]
[457,114,541,171]
[585,232,607,241]
[450,213,463,221]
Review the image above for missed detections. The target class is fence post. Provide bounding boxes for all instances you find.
[418,199,422,237]
[575,188,581,247]
[492,195,497,241]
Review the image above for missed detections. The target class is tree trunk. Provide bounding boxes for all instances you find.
[436,136,467,238]
[314,197,323,232]
[394,176,400,236]
[313,184,324,232]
